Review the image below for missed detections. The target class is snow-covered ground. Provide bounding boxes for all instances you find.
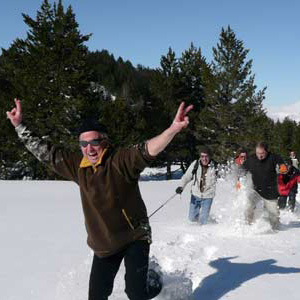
[1,169,300,300]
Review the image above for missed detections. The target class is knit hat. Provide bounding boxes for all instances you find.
[77,118,108,136]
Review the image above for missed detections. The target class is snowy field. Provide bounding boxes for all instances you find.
[1,169,300,300]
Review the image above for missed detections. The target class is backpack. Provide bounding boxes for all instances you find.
[192,160,200,184]
[191,159,218,184]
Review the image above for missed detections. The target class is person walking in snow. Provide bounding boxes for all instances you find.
[234,147,248,191]
[175,146,217,225]
[277,159,300,212]
[7,98,193,300]
[235,147,247,167]
[243,142,284,230]
[290,150,299,169]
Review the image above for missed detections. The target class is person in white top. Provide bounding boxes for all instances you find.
[290,151,299,169]
[176,146,217,224]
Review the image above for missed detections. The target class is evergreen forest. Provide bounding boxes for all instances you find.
[1,0,299,179]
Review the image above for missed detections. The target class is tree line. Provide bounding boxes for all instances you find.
[1,0,299,180]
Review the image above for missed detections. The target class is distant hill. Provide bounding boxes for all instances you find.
[266,101,300,122]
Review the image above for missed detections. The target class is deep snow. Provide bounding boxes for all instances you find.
[1,169,300,300]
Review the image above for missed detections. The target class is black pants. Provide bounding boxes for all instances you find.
[278,190,296,211]
[89,240,159,300]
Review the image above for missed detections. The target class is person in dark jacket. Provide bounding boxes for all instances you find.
[278,159,300,212]
[7,98,193,300]
[243,142,284,230]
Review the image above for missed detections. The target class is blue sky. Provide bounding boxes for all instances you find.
[1,0,300,111]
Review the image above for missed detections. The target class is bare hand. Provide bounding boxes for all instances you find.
[6,98,23,127]
[146,102,193,156]
[171,102,193,133]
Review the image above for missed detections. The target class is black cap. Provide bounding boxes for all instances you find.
[77,118,108,136]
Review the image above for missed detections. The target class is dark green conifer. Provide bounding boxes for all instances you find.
[0,0,91,178]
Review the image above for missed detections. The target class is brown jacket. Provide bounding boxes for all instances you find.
[16,124,155,257]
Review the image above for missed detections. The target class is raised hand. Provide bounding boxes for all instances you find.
[6,98,23,127]
[171,102,193,134]
[146,101,194,156]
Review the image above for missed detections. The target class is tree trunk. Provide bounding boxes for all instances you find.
[166,162,172,180]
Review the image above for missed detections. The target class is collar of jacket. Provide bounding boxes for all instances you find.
[79,148,109,171]
[202,160,215,168]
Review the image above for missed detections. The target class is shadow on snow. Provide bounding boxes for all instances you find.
[192,256,300,300]
[280,221,300,231]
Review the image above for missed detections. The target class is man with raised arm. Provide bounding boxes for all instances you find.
[7,98,193,300]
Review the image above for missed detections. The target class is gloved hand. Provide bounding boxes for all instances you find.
[176,187,183,194]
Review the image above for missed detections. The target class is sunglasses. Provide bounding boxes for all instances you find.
[79,138,104,147]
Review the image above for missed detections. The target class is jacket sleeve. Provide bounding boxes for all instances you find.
[180,160,197,189]
[15,123,80,182]
[278,174,298,196]
[204,166,217,194]
[112,142,156,182]
[278,174,288,196]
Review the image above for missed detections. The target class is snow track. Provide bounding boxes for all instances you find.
[1,177,300,299]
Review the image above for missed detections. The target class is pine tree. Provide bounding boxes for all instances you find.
[149,48,184,178]
[86,50,153,147]
[211,26,267,161]
[0,0,91,179]
[149,45,215,175]
[272,117,297,157]
[290,123,300,158]
[178,43,220,163]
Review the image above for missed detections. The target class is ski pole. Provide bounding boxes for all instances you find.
[148,193,178,219]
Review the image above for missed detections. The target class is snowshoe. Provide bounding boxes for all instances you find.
[147,268,163,299]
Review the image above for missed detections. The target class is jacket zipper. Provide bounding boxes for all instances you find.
[122,209,135,230]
